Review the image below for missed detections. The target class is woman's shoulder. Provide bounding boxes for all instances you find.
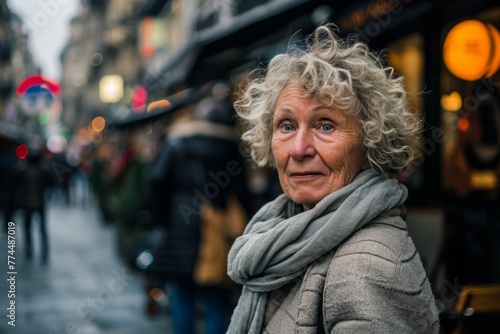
[326,208,427,288]
[333,208,414,266]
[322,213,440,333]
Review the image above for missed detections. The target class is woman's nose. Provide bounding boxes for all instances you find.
[290,129,315,160]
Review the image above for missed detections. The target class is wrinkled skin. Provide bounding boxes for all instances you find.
[272,84,368,210]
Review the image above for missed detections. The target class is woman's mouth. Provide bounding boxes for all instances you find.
[290,172,323,180]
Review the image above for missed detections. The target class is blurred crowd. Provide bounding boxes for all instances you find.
[86,81,284,333]
[0,80,282,333]
[0,84,279,333]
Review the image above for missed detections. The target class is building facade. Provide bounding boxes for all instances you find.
[0,0,36,133]
[60,0,145,133]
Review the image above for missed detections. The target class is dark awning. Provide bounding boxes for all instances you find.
[0,120,24,143]
[155,0,328,90]
[139,0,170,16]
[107,88,197,129]
[143,0,441,93]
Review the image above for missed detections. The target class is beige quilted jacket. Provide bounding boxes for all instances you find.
[262,211,440,334]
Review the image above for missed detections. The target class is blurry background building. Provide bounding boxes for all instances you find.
[60,0,145,133]
[0,0,37,136]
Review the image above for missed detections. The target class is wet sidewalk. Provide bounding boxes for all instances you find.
[0,200,171,334]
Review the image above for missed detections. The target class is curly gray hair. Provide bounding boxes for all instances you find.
[234,24,422,174]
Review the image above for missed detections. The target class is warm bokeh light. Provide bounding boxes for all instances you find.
[149,287,165,302]
[99,75,124,103]
[486,23,500,77]
[458,117,469,132]
[91,116,106,132]
[471,170,497,190]
[443,20,500,81]
[76,126,100,145]
[146,99,171,113]
[441,91,462,112]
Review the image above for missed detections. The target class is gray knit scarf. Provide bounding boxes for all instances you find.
[226,169,408,334]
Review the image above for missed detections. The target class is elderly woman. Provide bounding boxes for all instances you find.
[226,24,439,333]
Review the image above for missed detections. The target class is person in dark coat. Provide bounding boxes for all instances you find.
[16,150,54,261]
[145,84,251,334]
[0,140,19,233]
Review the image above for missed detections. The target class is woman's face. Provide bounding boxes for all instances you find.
[272,84,368,210]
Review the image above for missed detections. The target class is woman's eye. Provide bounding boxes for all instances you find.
[281,124,294,132]
[320,123,334,131]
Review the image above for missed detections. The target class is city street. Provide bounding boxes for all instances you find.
[0,197,171,334]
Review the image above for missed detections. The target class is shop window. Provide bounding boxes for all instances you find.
[387,33,425,119]
[441,7,500,201]
[386,33,425,193]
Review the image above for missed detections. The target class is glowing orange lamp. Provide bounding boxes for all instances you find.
[485,23,500,77]
[443,20,500,81]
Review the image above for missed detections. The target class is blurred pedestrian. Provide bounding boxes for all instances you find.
[89,138,115,222]
[144,83,251,334]
[0,140,19,233]
[15,149,54,261]
[108,129,150,267]
[50,152,73,206]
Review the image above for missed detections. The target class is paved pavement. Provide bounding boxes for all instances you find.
[0,198,172,334]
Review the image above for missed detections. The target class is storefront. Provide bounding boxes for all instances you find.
[438,5,500,294]
[336,0,500,315]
